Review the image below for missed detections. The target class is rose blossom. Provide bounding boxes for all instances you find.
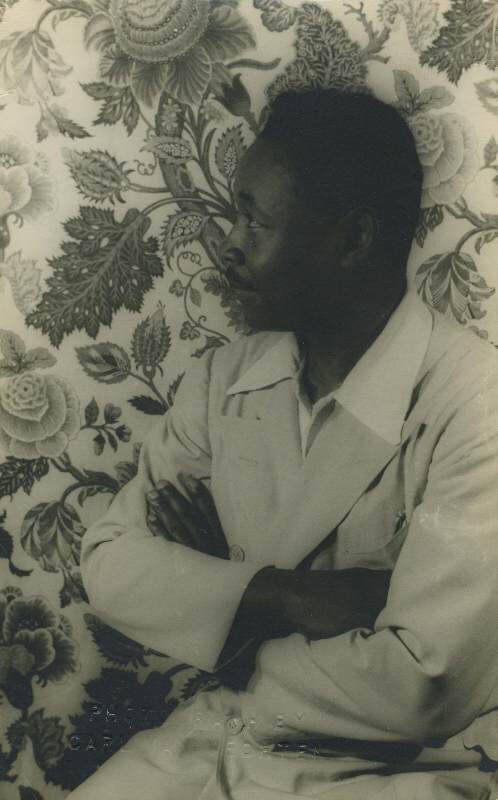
[0,373,80,459]
[409,112,478,208]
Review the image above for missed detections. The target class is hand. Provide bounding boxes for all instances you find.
[146,474,229,559]
[240,566,391,642]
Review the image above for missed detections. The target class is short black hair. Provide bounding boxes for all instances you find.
[260,88,422,270]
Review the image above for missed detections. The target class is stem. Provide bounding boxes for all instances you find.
[129,183,170,194]
[163,663,193,679]
[181,270,230,344]
[455,225,498,254]
[446,199,483,229]
[60,482,84,505]
[141,196,214,217]
[136,103,155,132]
[35,3,91,34]
[129,371,167,406]
[50,454,87,483]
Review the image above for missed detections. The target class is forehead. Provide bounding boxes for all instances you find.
[234,138,299,216]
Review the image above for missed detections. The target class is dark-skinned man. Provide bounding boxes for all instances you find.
[70,90,498,800]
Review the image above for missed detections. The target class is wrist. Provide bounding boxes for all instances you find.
[241,566,295,638]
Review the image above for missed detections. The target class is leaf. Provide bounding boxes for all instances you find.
[420,0,498,84]
[84,397,99,425]
[475,229,498,254]
[26,207,163,346]
[415,206,445,247]
[215,125,246,181]
[253,0,297,32]
[141,135,193,165]
[265,3,367,99]
[81,82,140,135]
[475,78,498,115]
[103,403,121,424]
[85,613,149,667]
[191,336,225,358]
[77,342,131,384]
[202,6,256,61]
[22,348,57,371]
[19,787,44,800]
[93,432,105,455]
[131,306,171,370]
[0,519,29,575]
[166,373,185,407]
[28,709,65,769]
[64,149,132,204]
[49,107,91,139]
[128,395,166,415]
[416,85,455,112]
[484,136,498,166]
[162,43,212,105]
[162,213,208,259]
[131,61,169,108]
[0,457,49,500]
[105,430,118,451]
[83,11,115,51]
[416,250,495,323]
[393,69,420,112]
[122,93,140,135]
[0,329,25,362]
[0,251,43,316]
[190,287,202,307]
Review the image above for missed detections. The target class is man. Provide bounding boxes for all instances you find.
[70,90,498,799]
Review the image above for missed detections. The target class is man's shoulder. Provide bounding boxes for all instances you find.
[420,306,498,411]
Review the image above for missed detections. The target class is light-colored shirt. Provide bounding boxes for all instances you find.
[227,291,431,456]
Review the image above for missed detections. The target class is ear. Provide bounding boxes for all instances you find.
[340,208,377,269]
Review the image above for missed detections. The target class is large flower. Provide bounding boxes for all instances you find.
[84,0,255,106]
[409,113,479,207]
[0,595,78,697]
[0,373,80,459]
[0,135,54,224]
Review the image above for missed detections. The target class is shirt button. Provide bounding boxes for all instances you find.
[229,544,245,562]
[226,716,244,735]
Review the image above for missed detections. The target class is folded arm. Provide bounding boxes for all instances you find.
[80,352,262,673]
[240,384,498,744]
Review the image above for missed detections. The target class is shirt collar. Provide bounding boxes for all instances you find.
[226,290,433,444]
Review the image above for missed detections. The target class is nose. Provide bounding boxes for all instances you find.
[219,225,245,271]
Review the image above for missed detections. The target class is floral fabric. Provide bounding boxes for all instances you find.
[0,1,497,797]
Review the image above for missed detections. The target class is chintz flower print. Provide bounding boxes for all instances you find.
[84,0,256,106]
[409,113,479,207]
[0,135,53,225]
[0,372,80,459]
[0,590,78,710]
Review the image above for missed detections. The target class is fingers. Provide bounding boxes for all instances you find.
[146,487,194,548]
[180,474,229,559]
[146,477,228,559]
[157,480,210,553]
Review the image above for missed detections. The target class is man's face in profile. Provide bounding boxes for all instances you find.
[221,137,345,333]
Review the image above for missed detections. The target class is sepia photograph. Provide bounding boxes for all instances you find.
[0,1,497,798]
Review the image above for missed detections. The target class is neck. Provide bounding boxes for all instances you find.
[298,289,404,403]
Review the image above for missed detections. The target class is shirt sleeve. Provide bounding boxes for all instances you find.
[241,372,498,745]
[80,350,262,673]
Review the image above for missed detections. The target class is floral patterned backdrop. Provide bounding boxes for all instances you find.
[0,0,497,796]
